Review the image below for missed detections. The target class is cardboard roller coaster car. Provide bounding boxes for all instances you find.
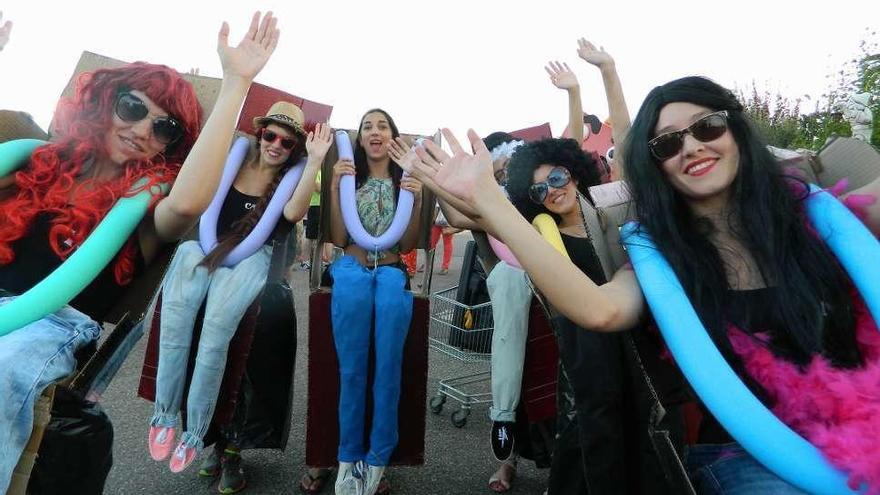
[304,129,437,467]
[137,62,333,450]
[0,50,313,494]
[577,136,880,493]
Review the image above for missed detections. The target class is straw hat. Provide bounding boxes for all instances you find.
[253,101,306,136]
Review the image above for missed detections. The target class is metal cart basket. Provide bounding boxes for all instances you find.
[428,285,493,427]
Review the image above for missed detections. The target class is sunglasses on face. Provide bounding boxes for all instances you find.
[261,129,297,150]
[114,92,183,146]
[648,110,730,161]
[529,167,572,204]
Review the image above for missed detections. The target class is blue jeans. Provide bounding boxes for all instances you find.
[151,240,271,450]
[330,255,412,466]
[486,261,532,422]
[0,298,100,493]
[685,443,808,494]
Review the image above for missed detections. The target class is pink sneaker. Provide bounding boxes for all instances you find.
[169,441,199,473]
[148,426,176,461]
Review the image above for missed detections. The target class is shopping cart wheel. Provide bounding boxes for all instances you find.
[451,408,470,428]
[429,396,446,414]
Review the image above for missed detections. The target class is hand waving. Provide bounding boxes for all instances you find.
[412,129,496,207]
[306,123,334,162]
[217,11,280,82]
[545,61,579,91]
[577,38,614,69]
[388,137,418,171]
[0,12,12,52]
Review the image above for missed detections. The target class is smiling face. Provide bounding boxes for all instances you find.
[258,123,296,167]
[532,164,579,216]
[103,89,169,165]
[655,102,740,210]
[358,111,394,161]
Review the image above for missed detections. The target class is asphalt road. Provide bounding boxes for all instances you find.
[101,233,549,494]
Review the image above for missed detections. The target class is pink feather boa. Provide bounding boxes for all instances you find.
[729,293,880,492]
[726,181,880,492]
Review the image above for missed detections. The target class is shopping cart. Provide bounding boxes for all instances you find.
[428,285,493,427]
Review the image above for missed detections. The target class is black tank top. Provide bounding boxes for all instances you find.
[215,187,292,243]
[560,233,607,284]
[697,287,779,444]
[0,213,145,321]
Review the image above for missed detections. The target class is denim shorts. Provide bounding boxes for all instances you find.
[685,443,808,494]
[0,297,101,492]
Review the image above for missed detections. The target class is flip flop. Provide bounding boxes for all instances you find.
[488,462,516,493]
[299,468,334,494]
[376,475,391,495]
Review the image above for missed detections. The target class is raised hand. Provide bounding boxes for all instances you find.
[413,128,496,208]
[217,11,280,82]
[388,137,419,171]
[306,123,334,161]
[0,12,12,51]
[545,61,579,91]
[577,38,614,69]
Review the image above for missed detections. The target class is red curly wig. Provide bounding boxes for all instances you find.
[0,62,203,285]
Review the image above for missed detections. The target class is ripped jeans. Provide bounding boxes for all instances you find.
[150,240,271,450]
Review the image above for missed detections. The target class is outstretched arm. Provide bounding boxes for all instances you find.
[412,129,645,331]
[546,60,583,145]
[152,11,281,241]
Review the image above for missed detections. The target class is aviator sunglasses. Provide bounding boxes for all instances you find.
[529,167,572,204]
[648,110,729,161]
[114,92,184,146]
[260,129,297,150]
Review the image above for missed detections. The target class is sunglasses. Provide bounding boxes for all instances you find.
[261,129,297,150]
[648,110,729,161]
[529,167,571,204]
[114,92,183,146]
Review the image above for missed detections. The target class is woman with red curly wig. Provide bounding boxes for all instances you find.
[0,11,281,493]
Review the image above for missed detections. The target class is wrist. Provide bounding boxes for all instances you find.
[473,183,505,216]
[219,75,252,95]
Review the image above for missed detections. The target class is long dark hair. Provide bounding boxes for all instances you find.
[506,138,602,222]
[622,76,861,370]
[353,108,403,194]
[199,124,307,272]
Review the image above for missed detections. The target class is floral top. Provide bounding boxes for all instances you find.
[350,177,399,261]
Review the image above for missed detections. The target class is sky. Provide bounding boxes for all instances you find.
[0,0,877,138]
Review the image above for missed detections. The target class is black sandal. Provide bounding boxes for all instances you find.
[299,468,334,494]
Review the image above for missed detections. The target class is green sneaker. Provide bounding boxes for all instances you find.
[197,445,222,478]
[218,450,247,494]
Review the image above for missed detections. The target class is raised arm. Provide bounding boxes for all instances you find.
[152,11,280,241]
[577,38,630,176]
[414,129,645,331]
[283,123,332,223]
[0,12,12,52]
[545,61,584,145]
